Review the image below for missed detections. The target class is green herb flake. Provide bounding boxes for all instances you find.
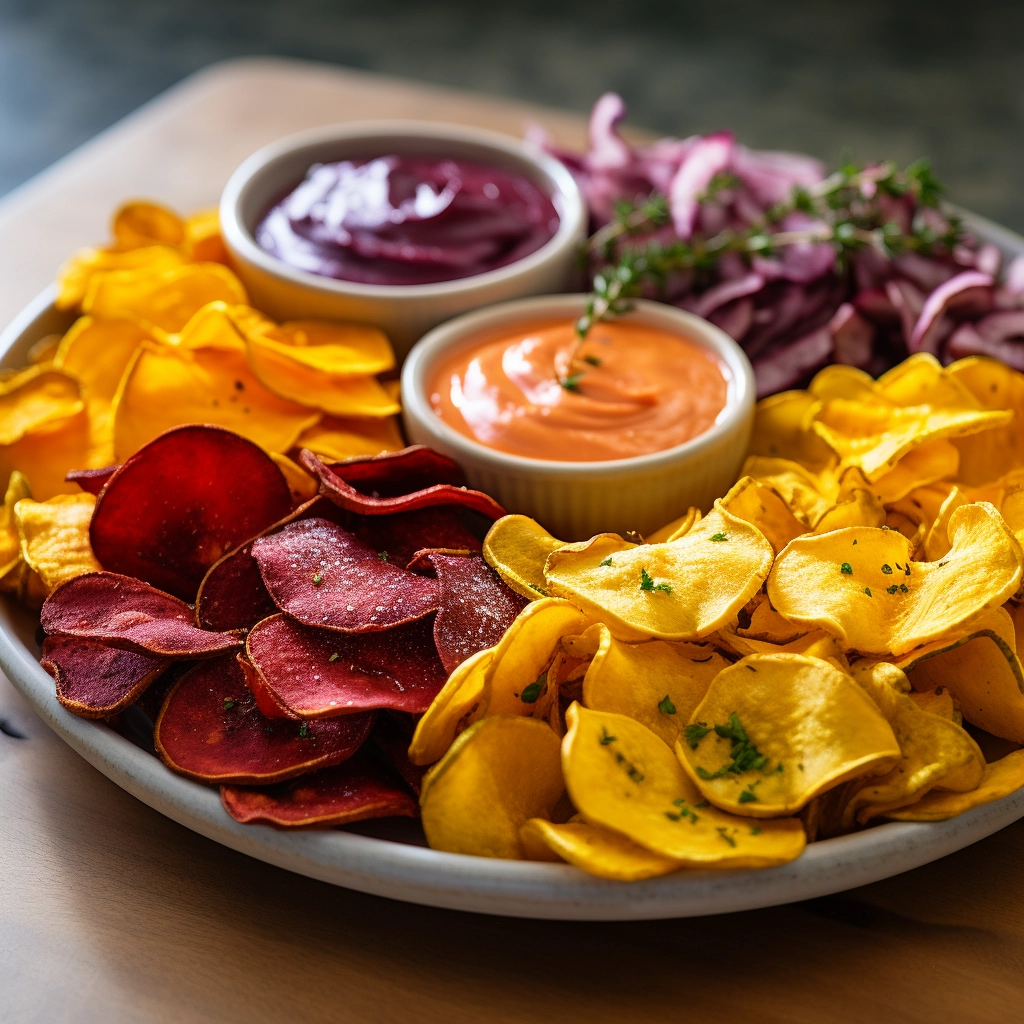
[710,532,728,542]
[520,671,547,705]
[312,572,323,586]
[328,652,340,662]
[583,353,602,367]
[840,562,853,574]
[298,723,309,739]
[738,789,758,804]
[887,584,899,594]
[881,563,893,575]
[599,726,617,746]
[695,801,709,809]
[698,712,770,779]
[560,372,585,392]
[852,539,858,545]
[377,550,388,562]
[599,556,613,567]
[716,827,737,848]
[864,587,872,596]
[223,697,236,711]
[658,695,676,715]
[900,583,909,593]
[684,722,711,749]
[751,826,762,836]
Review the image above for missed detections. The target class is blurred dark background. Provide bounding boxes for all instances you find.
[2,0,1022,228]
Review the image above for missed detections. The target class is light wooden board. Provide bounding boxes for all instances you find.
[1,57,1023,1023]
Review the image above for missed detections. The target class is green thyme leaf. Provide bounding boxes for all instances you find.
[520,671,547,704]
[599,726,617,746]
[658,695,676,715]
[223,698,236,711]
[684,722,711,749]
[599,556,613,567]
[738,790,758,804]
[710,533,728,542]
[840,562,853,574]
[560,373,585,392]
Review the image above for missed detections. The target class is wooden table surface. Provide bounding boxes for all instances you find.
[1,58,1023,1024]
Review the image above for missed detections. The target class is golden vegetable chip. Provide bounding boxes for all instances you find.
[483,515,570,600]
[647,507,700,544]
[246,318,395,377]
[0,366,84,446]
[112,201,185,250]
[678,654,900,816]
[56,245,185,311]
[545,505,773,641]
[812,489,886,534]
[0,471,31,578]
[748,389,834,471]
[295,416,404,461]
[520,818,682,880]
[720,476,804,553]
[768,503,1022,655]
[578,622,728,746]
[0,408,92,500]
[420,715,563,859]
[886,749,1024,821]
[562,704,805,866]
[841,661,984,824]
[15,493,102,590]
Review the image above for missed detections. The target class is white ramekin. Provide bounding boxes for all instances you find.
[401,295,756,541]
[219,121,587,359]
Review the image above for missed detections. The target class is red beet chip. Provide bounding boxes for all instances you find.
[154,655,375,784]
[429,552,528,674]
[41,634,170,719]
[351,505,481,569]
[91,424,293,601]
[66,465,118,496]
[322,444,467,495]
[251,517,439,632]
[300,449,506,520]
[41,572,241,658]
[405,547,475,574]
[245,613,446,717]
[237,653,299,719]
[219,750,418,828]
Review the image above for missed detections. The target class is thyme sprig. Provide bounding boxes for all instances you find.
[574,158,961,348]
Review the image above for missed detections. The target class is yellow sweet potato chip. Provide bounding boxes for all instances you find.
[112,201,185,250]
[269,452,318,504]
[0,366,84,445]
[113,340,320,458]
[56,245,185,311]
[740,456,834,526]
[812,488,886,534]
[520,818,682,880]
[420,715,564,859]
[408,648,493,767]
[768,503,1023,655]
[0,471,31,577]
[295,416,405,462]
[245,318,396,377]
[908,685,959,722]
[183,208,229,263]
[853,439,960,504]
[748,389,834,471]
[0,408,92,500]
[948,356,1024,486]
[841,661,984,824]
[545,505,774,641]
[648,507,701,544]
[482,515,569,600]
[874,352,981,409]
[900,606,1024,743]
[245,338,399,417]
[15,493,102,590]
[720,476,804,553]
[678,654,900,816]
[82,262,247,333]
[562,704,806,866]
[577,622,728,746]
[885,749,1024,821]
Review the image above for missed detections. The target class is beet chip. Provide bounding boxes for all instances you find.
[41,634,169,719]
[300,448,506,520]
[220,750,418,828]
[196,541,278,633]
[351,505,482,569]
[155,655,375,783]
[237,653,299,720]
[374,712,428,795]
[41,572,240,657]
[251,517,439,632]
[246,613,446,717]
[429,553,528,674]
[66,465,118,496]
[91,424,293,600]
[322,445,467,494]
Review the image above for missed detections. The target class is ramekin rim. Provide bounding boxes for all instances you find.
[400,294,756,478]
[219,119,587,300]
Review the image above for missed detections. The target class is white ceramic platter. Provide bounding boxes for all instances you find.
[4,207,1024,920]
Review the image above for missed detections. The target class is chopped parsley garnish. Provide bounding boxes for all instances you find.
[377,550,388,562]
[560,372,585,392]
[298,723,309,738]
[716,827,737,848]
[583,353,602,366]
[710,533,728,542]
[738,790,758,804]
[658,695,676,715]
[223,697,236,711]
[900,583,909,593]
[599,726,617,746]
[852,539,858,545]
[695,801,709,809]
[684,722,711,749]
[639,567,672,592]
[751,826,762,836]
[864,587,872,596]
[695,712,770,779]
[520,671,547,704]
[881,563,893,574]
[599,556,613,567]
[312,572,323,586]
[840,562,853,574]
[887,584,899,594]
[328,652,340,662]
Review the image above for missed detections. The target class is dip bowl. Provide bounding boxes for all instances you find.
[402,295,756,540]
[220,121,587,359]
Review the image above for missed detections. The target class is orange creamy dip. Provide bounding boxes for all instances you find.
[429,319,730,462]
